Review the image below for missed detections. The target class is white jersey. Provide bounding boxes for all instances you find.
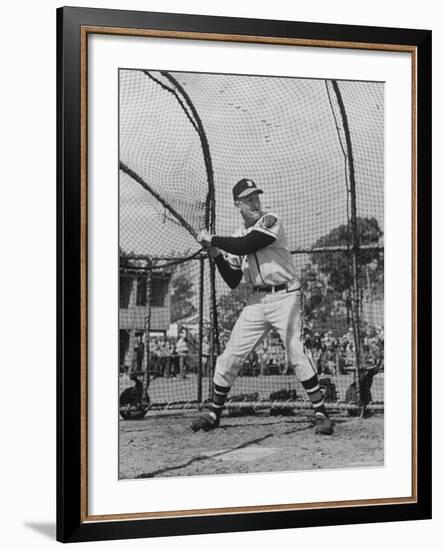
[225,212,300,287]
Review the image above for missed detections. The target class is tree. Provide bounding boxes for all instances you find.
[170,273,196,323]
[300,263,348,328]
[311,217,383,295]
[217,283,251,331]
[119,247,141,268]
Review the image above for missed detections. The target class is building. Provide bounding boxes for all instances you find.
[119,263,171,370]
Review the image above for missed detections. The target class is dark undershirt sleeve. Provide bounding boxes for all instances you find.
[212,230,275,255]
[214,254,243,289]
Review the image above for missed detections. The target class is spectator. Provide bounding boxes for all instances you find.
[240,349,259,376]
[312,332,322,351]
[336,335,348,374]
[343,326,354,346]
[176,328,189,379]
[365,327,383,368]
[256,341,267,375]
[266,333,284,374]
[303,328,313,350]
[323,330,337,351]
[132,340,145,372]
[202,336,210,377]
[156,336,168,377]
[220,332,230,351]
[163,338,174,378]
[344,328,356,370]
[150,338,160,376]
[169,338,179,379]
[310,332,322,372]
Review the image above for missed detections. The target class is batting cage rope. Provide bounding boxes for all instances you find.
[119,70,384,418]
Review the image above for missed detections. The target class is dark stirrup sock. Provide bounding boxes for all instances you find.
[209,384,230,419]
[302,375,329,417]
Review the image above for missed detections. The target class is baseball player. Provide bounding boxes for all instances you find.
[191,178,333,435]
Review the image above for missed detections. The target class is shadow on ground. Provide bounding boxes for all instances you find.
[24,522,56,540]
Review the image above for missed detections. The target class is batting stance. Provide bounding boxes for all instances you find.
[192,178,333,435]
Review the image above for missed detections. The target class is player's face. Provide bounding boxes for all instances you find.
[235,192,262,224]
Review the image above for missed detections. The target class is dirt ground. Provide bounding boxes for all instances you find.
[119,411,384,479]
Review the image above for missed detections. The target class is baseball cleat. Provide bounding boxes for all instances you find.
[314,414,334,435]
[191,412,220,432]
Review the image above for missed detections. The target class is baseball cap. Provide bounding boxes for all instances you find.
[232,178,263,200]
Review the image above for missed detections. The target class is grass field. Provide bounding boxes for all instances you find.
[119,411,384,479]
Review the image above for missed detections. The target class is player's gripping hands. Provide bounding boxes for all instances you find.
[197,229,213,247]
[197,229,220,257]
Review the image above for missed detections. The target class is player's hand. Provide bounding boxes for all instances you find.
[207,246,221,258]
[197,229,213,247]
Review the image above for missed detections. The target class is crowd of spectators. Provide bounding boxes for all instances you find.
[231,325,384,377]
[127,324,384,379]
[128,328,210,379]
[304,325,384,375]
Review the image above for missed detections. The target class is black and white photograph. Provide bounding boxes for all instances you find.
[118,69,384,479]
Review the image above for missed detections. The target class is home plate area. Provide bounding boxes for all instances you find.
[119,412,384,479]
[201,446,279,462]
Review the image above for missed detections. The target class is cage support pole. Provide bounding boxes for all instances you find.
[142,258,152,404]
[197,256,205,406]
[160,71,221,400]
[331,80,363,410]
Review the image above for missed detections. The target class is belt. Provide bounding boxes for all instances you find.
[253,283,299,293]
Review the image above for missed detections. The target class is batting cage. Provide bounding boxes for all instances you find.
[118,69,384,420]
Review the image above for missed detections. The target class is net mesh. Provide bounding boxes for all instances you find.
[119,70,210,257]
[119,69,384,414]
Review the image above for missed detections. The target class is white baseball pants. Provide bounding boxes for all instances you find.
[213,289,317,388]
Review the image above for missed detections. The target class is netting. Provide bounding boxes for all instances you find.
[119,69,384,417]
[120,70,212,257]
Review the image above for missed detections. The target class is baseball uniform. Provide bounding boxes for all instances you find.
[191,179,333,435]
[211,211,317,388]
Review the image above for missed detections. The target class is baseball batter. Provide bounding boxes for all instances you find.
[192,178,333,435]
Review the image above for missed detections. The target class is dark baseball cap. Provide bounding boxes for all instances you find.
[232,178,263,200]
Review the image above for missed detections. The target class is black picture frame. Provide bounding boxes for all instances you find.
[57,6,432,543]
